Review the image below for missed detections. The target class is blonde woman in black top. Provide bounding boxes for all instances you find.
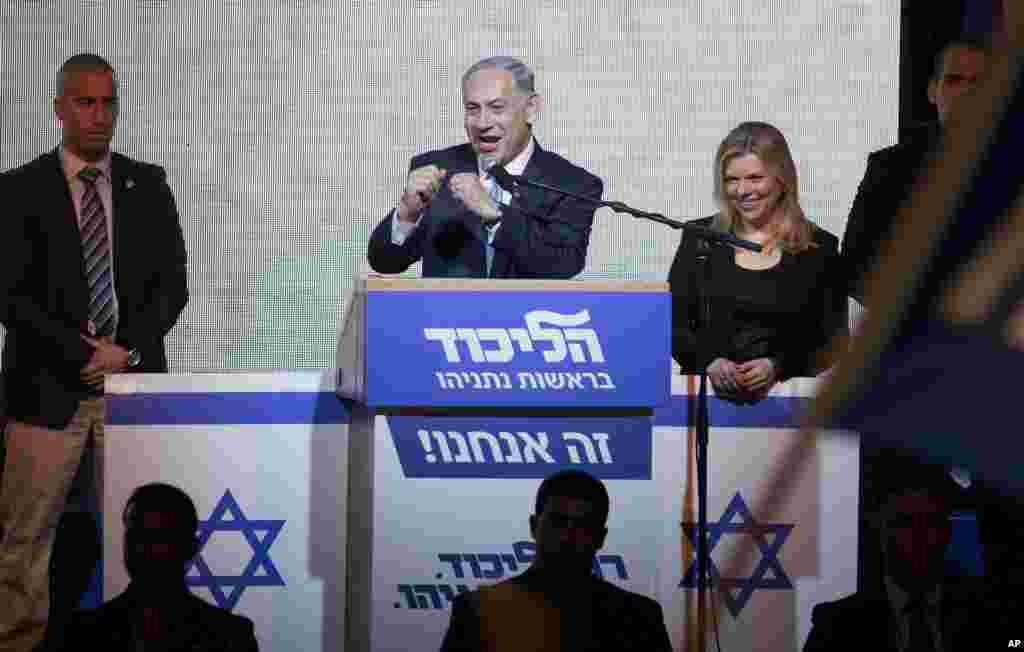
[668,122,847,402]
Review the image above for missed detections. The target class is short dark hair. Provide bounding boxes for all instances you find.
[462,56,535,95]
[534,470,609,525]
[57,53,117,96]
[123,482,199,536]
[931,34,990,80]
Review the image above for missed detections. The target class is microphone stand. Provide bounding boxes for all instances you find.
[493,168,761,641]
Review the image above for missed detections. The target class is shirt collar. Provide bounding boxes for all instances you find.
[477,136,535,177]
[885,574,942,615]
[60,144,112,183]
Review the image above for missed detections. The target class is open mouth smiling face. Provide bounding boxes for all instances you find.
[463,67,538,165]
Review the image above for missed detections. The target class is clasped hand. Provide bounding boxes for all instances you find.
[706,357,778,402]
[449,172,502,222]
[398,165,501,223]
[80,334,130,389]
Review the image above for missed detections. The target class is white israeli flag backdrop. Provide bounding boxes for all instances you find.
[101,371,856,650]
[103,372,350,652]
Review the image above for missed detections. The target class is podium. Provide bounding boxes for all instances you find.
[337,277,671,652]
[337,277,670,408]
[93,279,857,650]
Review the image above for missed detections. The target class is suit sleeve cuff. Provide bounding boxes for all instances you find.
[391,208,421,245]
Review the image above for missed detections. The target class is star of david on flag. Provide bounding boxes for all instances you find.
[185,490,286,610]
[680,492,794,617]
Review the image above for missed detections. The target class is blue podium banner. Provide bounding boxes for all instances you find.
[365,291,670,407]
[387,414,653,479]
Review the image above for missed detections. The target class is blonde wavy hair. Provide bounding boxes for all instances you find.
[712,122,816,253]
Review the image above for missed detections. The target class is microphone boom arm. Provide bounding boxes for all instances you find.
[493,170,761,252]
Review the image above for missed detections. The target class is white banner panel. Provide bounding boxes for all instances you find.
[656,376,859,650]
[100,372,854,650]
[350,375,858,651]
[346,410,666,652]
[103,372,349,652]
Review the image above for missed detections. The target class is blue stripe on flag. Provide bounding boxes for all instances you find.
[107,392,352,425]
[654,395,812,428]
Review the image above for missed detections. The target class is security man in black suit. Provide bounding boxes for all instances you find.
[841,35,995,597]
[0,53,188,650]
[842,35,989,305]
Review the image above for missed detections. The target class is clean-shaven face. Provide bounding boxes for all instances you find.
[463,67,537,165]
[882,492,951,591]
[55,68,119,162]
[929,46,987,125]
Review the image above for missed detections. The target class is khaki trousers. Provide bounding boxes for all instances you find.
[0,397,104,652]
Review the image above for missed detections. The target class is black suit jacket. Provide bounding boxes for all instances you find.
[802,579,987,652]
[440,568,672,652]
[0,149,188,428]
[62,588,258,651]
[668,216,847,378]
[368,142,603,278]
[841,125,940,304]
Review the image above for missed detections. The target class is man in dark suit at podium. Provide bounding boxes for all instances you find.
[440,470,672,652]
[367,56,603,279]
[0,53,188,649]
[842,35,989,305]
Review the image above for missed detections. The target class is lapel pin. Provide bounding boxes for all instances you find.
[125,178,135,189]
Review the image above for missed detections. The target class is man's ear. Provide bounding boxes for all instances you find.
[525,94,542,124]
[529,514,538,539]
[187,535,201,560]
[927,78,940,109]
[595,526,608,551]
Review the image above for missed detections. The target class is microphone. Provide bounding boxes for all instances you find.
[482,160,588,232]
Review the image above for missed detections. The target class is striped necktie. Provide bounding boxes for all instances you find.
[483,175,503,276]
[78,166,116,336]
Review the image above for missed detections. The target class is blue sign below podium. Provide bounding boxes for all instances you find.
[338,278,670,408]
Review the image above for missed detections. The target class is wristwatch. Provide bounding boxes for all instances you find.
[126,348,142,368]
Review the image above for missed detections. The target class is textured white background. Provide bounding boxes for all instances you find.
[0,1,898,371]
